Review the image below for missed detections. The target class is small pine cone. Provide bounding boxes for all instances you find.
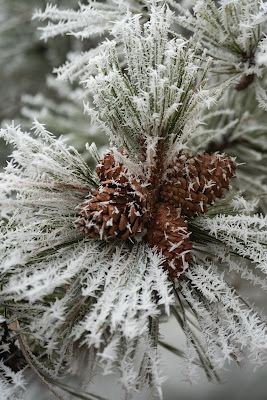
[160,153,236,218]
[95,151,127,183]
[147,203,192,280]
[235,73,255,91]
[77,179,151,240]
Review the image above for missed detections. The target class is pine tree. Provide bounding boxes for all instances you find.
[1,2,267,399]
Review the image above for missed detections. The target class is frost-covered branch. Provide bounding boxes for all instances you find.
[84,6,218,163]
[172,0,267,79]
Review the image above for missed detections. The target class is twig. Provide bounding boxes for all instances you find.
[10,320,65,400]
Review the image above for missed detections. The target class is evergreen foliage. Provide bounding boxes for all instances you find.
[21,76,107,163]
[1,1,267,399]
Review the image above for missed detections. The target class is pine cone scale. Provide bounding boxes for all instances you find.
[160,153,236,217]
[78,151,152,240]
[77,150,236,280]
[147,203,192,279]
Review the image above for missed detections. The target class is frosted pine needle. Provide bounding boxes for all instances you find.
[1,4,267,400]
[83,6,217,163]
[171,0,267,104]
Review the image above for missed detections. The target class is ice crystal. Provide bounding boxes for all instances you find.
[188,86,267,211]
[21,76,107,162]
[172,0,267,74]
[182,260,267,369]
[0,363,26,400]
[1,3,267,399]
[0,120,174,397]
[83,6,218,165]
[171,0,267,104]
[33,0,151,83]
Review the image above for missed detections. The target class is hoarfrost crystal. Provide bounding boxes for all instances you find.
[1,3,267,400]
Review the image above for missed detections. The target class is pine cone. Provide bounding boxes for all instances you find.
[147,203,192,279]
[160,153,236,218]
[95,151,126,183]
[78,150,236,279]
[77,178,151,240]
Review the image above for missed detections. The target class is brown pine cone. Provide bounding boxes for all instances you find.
[147,203,192,280]
[95,151,126,183]
[160,153,236,218]
[77,178,151,240]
